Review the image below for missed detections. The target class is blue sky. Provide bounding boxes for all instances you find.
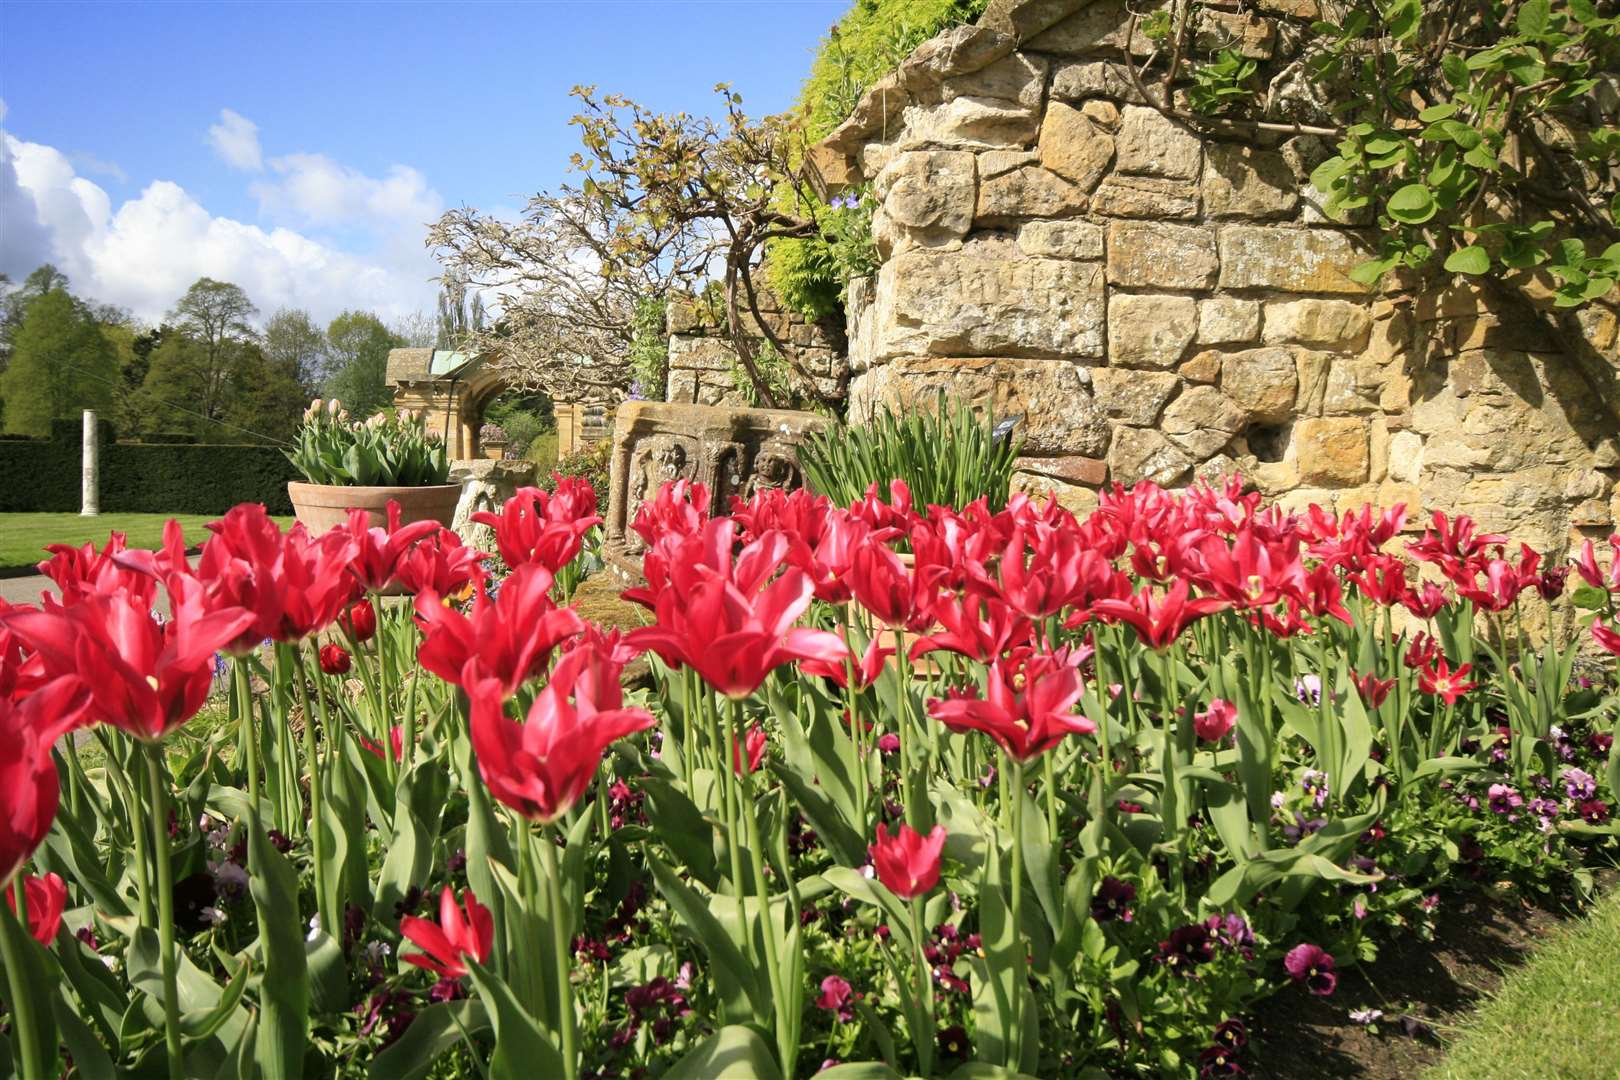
[1,0,845,324]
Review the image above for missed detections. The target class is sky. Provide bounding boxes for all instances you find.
[0,0,846,327]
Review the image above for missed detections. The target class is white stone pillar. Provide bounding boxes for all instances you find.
[80,409,99,516]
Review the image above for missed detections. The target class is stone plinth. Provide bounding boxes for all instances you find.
[450,459,540,555]
[604,402,831,578]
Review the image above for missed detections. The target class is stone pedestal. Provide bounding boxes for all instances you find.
[449,458,540,555]
[80,409,99,517]
[604,402,831,578]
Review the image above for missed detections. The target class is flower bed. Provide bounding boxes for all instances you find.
[0,475,1616,1079]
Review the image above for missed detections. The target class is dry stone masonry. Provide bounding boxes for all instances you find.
[808,0,1619,559]
[665,288,848,407]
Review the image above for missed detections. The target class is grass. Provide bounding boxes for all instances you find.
[0,512,294,574]
[1423,882,1620,1080]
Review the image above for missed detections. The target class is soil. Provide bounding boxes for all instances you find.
[1248,881,1600,1079]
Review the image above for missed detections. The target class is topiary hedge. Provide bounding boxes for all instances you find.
[0,422,300,515]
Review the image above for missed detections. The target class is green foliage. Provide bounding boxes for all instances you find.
[0,422,298,514]
[797,0,991,144]
[797,389,1023,511]
[540,439,610,515]
[1283,0,1619,303]
[1187,49,1258,114]
[627,295,669,401]
[323,311,402,418]
[284,399,450,487]
[0,288,118,436]
[766,189,878,321]
[729,341,798,409]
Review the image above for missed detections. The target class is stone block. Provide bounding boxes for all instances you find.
[1014,471,1102,514]
[668,335,738,373]
[874,150,977,248]
[1217,226,1370,294]
[1090,174,1199,219]
[1115,105,1202,179]
[1106,220,1219,290]
[1108,292,1199,369]
[870,247,1107,361]
[1221,346,1297,421]
[1109,426,1194,486]
[898,96,1040,152]
[1197,298,1261,343]
[1261,298,1373,350]
[1180,348,1224,383]
[1162,385,1245,459]
[1203,143,1298,219]
[1323,359,1385,414]
[941,52,1049,108]
[1089,367,1181,424]
[1294,349,1330,415]
[1049,60,1149,103]
[1295,417,1369,485]
[1017,220,1105,259]
[978,149,1040,178]
[1014,454,1109,487]
[1027,0,1164,57]
[976,166,1089,222]
[848,356,1112,457]
[1194,9,1277,58]
[1038,101,1115,192]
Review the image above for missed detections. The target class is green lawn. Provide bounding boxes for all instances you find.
[0,512,294,573]
[1424,884,1620,1080]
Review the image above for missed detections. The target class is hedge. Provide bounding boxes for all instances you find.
[0,420,299,515]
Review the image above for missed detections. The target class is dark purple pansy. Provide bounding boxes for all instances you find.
[1198,1045,1246,1078]
[1092,876,1136,923]
[1158,924,1215,971]
[1283,942,1337,996]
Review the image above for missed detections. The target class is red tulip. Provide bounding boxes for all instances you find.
[3,588,252,742]
[472,482,602,574]
[849,543,942,634]
[999,525,1088,619]
[627,519,848,699]
[1349,556,1409,607]
[1193,700,1236,742]
[0,677,71,886]
[927,648,1093,761]
[392,526,488,599]
[1194,529,1305,610]
[797,511,870,605]
[1403,632,1440,670]
[272,526,362,642]
[869,823,946,899]
[1572,535,1620,592]
[1401,581,1449,620]
[1406,512,1506,581]
[800,634,893,690]
[6,872,66,945]
[1091,580,1229,651]
[346,599,377,642]
[1349,671,1395,708]
[1299,565,1352,625]
[1593,621,1620,657]
[1417,657,1477,705]
[732,724,768,775]
[318,643,351,675]
[1455,558,1524,613]
[345,502,443,593]
[912,594,1032,664]
[41,530,160,611]
[416,565,585,695]
[631,479,711,548]
[468,641,656,824]
[361,726,406,763]
[400,886,493,979]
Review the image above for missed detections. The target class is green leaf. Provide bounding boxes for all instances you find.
[1383,0,1421,38]
[1572,584,1610,610]
[1444,245,1491,274]
[1516,0,1549,35]
[466,963,566,1080]
[646,853,767,1026]
[1418,103,1458,122]
[814,1065,905,1080]
[0,904,60,1078]
[664,1025,783,1080]
[1348,257,1397,286]
[1387,183,1437,223]
[249,822,310,1080]
[367,1000,490,1080]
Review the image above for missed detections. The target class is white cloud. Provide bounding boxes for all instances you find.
[1,127,437,325]
[208,108,263,172]
[251,153,441,235]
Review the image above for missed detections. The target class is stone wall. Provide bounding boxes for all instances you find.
[665,288,849,407]
[810,0,1620,556]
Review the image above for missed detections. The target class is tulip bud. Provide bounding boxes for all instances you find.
[318,643,351,675]
[346,599,378,642]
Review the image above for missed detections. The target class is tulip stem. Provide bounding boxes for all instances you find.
[112,734,154,926]
[908,896,934,1077]
[537,828,578,1080]
[892,627,920,832]
[1008,756,1025,1070]
[0,892,49,1080]
[719,695,749,952]
[741,766,791,1077]
[144,745,185,1080]
[299,639,334,940]
[234,657,260,824]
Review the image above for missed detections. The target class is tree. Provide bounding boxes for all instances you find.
[263,308,329,388]
[324,311,401,417]
[165,278,259,425]
[224,339,311,442]
[0,288,118,435]
[1,263,74,367]
[429,86,835,408]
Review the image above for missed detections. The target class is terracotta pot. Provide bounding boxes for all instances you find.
[287,481,463,534]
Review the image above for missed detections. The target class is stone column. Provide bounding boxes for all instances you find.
[80,409,100,517]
